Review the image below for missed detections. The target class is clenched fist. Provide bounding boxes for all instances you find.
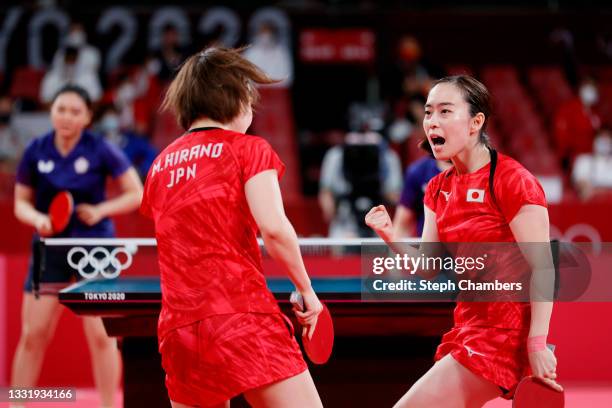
[365,205,393,242]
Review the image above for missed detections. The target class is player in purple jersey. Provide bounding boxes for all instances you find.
[11,85,143,408]
[394,156,451,237]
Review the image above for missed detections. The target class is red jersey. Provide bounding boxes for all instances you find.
[141,127,286,339]
[424,153,547,329]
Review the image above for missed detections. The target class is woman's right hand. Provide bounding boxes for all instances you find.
[292,288,324,340]
[365,205,394,242]
[35,213,53,236]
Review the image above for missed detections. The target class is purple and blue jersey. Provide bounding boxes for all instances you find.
[16,130,131,237]
[398,157,442,235]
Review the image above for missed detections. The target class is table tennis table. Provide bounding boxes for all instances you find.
[60,276,453,407]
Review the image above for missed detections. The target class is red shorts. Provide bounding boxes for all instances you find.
[435,325,530,398]
[159,313,307,407]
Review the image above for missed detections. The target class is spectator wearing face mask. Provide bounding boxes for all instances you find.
[40,44,102,104]
[553,77,601,170]
[112,73,143,131]
[151,25,189,82]
[243,23,293,87]
[51,23,101,73]
[0,95,24,169]
[95,104,158,179]
[572,128,612,200]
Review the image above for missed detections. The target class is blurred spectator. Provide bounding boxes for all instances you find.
[104,57,162,135]
[152,25,189,82]
[133,55,164,134]
[0,95,24,169]
[243,23,293,87]
[385,36,437,165]
[95,104,158,179]
[51,23,101,73]
[348,103,385,135]
[550,27,578,87]
[396,36,433,99]
[572,128,612,201]
[40,46,102,104]
[319,130,402,238]
[387,94,429,166]
[112,71,147,131]
[388,94,426,143]
[553,77,601,170]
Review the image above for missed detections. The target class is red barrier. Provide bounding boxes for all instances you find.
[0,256,6,385]
[550,302,612,381]
[1,254,93,387]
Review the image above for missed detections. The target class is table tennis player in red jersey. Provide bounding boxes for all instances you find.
[140,47,323,408]
[366,75,563,407]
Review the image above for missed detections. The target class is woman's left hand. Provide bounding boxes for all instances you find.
[76,204,104,226]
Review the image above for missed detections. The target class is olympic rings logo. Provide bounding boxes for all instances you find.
[550,223,602,254]
[67,246,133,279]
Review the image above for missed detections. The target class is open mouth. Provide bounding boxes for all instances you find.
[431,136,446,146]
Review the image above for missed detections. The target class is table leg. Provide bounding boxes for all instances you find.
[122,337,170,408]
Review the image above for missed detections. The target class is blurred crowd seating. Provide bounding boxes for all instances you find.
[2,46,612,236]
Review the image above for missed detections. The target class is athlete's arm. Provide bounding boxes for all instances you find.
[14,183,52,235]
[77,168,143,226]
[420,206,439,242]
[246,170,323,336]
[365,205,441,278]
[412,206,442,279]
[509,205,554,334]
[318,188,335,223]
[509,204,562,391]
[392,205,417,239]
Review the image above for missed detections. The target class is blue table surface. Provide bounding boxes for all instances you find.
[61,276,363,294]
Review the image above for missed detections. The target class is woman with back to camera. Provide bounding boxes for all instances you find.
[366,75,562,407]
[140,47,323,408]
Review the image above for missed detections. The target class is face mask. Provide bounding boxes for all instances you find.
[117,83,136,104]
[100,115,120,134]
[64,63,76,77]
[66,30,86,47]
[594,135,612,156]
[256,32,275,47]
[388,119,413,143]
[146,59,160,75]
[579,84,598,107]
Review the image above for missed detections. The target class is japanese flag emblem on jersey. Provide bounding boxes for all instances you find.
[466,188,485,203]
[74,157,89,174]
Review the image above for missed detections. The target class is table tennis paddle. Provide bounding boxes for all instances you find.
[513,344,564,408]
[49,191,73,234]
[513,376,565,407]
[290,291,334,364]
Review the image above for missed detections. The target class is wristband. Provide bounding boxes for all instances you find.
[527,335,547,353]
